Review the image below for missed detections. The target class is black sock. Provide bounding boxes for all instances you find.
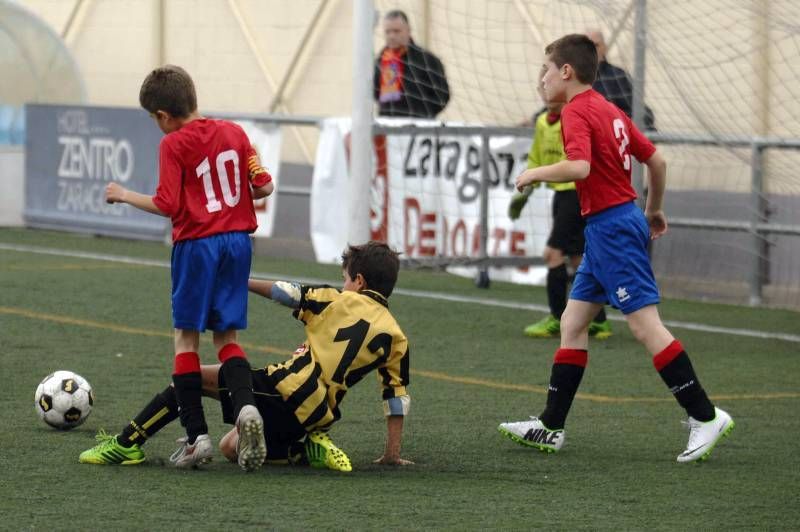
[547,264,568,319]
[221,358,255,420]
[594,307,607,323]
[118,385,180,447]
[172,372,207,443]
[539,348,587,429]
[655,340,715,422]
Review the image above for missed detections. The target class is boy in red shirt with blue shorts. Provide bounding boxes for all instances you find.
[104,65,274,471]
[499,35,734,463]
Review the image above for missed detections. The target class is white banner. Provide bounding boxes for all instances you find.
[235,120,282,238]
[311,118,553,285]
[310,118,352,262]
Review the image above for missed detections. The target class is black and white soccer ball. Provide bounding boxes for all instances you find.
[34,371,94,430]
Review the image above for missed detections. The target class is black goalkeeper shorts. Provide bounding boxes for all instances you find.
[218,368,306,461]
[547,189,586,256]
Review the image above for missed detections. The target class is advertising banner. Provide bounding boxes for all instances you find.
[25,104,167,240]
[311,118,552,284]
[24,105,282,241]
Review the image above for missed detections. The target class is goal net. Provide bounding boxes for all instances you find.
[371,0,800,308]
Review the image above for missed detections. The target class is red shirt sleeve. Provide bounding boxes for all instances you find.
[625,115,657,163]
[561,104,592,163]
[152,138,182,217]
[246,145,272,188]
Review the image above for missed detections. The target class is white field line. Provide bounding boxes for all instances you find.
[2,242,799,344]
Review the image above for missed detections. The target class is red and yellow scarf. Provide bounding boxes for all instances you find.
[379,47,407,103]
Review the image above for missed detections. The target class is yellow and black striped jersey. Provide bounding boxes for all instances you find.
[265,285,410,431]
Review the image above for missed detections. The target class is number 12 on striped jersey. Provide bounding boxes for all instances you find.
[332,320,393,385]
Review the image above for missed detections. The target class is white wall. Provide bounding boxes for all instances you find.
[0,147,25,226]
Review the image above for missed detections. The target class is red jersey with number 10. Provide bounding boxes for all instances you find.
[152,119,272,242]
[560,89,656,217]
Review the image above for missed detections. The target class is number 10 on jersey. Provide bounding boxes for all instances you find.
[196,149,242,213]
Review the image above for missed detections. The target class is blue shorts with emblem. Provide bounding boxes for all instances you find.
[570,202,660,315]
[171,231,251,332]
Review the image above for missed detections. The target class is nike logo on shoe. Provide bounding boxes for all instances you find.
[523,428,562,445]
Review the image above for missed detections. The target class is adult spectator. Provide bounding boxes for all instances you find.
[586,30,655,129]
[374,10,450,118]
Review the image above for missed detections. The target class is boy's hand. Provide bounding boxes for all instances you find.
[515,169,538,192]
[247,144,272,187]
[105,182,128,204]
[373,454,414,466]
[645,210,668,240]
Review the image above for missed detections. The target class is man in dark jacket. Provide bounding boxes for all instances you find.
[586,30,655,130]
[374,10,450,118]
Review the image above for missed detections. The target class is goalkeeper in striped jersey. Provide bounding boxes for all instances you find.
[80,241,412,470]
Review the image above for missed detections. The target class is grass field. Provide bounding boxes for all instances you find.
[1,227,798,530]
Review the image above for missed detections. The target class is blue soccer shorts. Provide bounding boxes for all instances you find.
[570,201,660,315]
[171,231,252,332]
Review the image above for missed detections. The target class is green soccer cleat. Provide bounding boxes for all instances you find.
[523,315,560,338]
[306,431,352,472]
[79,430,145,465]
[588,320,613,339]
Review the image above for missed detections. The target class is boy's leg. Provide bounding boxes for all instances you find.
[626,306,714,419]
[168,236,218,465]
[209,233,266,471]
[219,427,239,463]
[537,299,599,428]
[568,255,612,338]
[79,364,228,465]
[500,299,599,452]
[524,246,566,338]
[168,329,215,468]
[214,331,256,420]
[626,305,734,462]
[79,385,179,465]
[117,385,180,448]
[172,329,208,443]
[545,247,569,320]
[214,331,266,472]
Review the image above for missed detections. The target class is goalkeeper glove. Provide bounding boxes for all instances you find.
[508,192,529,220]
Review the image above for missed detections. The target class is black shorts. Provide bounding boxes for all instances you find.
[219,368,306,461]
[547,189,586,256]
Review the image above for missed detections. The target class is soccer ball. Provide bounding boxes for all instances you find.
[34,371,94,430]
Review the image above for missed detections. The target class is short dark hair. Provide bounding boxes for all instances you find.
[139,65,197,118]
[544,34,598,85]
[342,241,400,299]
[384,9,409,25]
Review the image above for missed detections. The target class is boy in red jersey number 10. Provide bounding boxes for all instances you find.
[499,35,734,462]
[103,65,274,471]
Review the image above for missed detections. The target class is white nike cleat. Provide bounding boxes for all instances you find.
[677,407,735,463]
[170,434,214,469]
[498,417,564,453]
[236,405,267,472]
